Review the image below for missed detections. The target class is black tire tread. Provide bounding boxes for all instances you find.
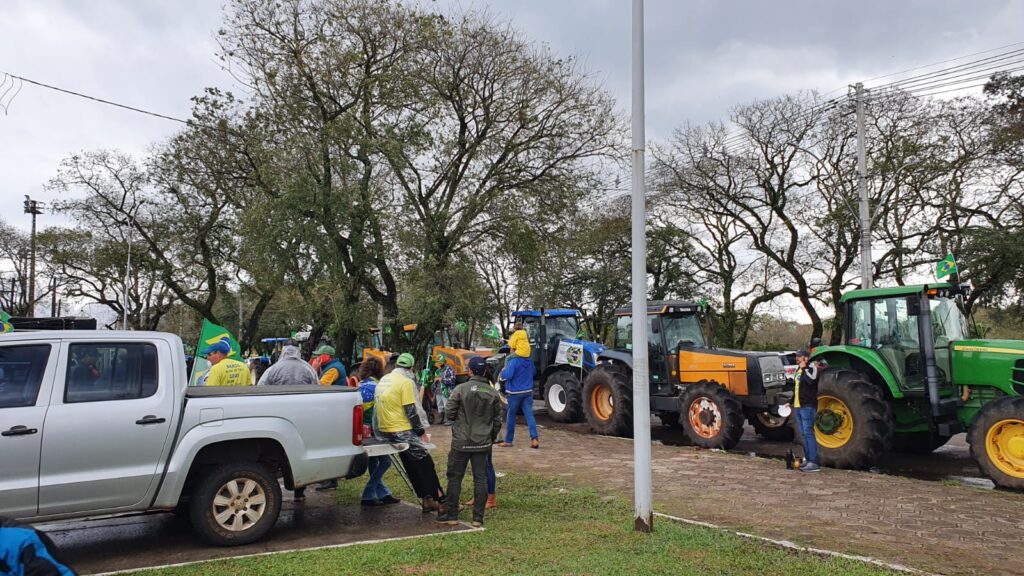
[747,409,795,442]
[545,370,585,423]
[189,461,282,546]
[816,372,894,470]
[967,396,1024,491]
[680,382,745,450]
[582,363,634,437]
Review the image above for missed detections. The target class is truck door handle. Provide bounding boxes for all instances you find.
[135,415,166,425]
[2,425,38,437]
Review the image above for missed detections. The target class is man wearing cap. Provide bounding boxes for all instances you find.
[201,339,252,387]
[375,352,447,513]
[313,345,348,386]
[792,348,821,473]
[436,356,503,527]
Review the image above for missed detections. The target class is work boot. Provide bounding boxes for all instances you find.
[435,513,460,526]
[421,497,441,513]
[471,519,483,528]
[497,442,513,448]
[485,494,497,509]
[530,438,539,449]
[380,495,401,505]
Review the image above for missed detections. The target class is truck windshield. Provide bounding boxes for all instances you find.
[931,297,969,341]
[662,314,706,349]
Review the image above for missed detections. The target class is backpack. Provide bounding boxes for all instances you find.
[0,517,76,576]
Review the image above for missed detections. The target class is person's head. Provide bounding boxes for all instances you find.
[396,352,415,371]
[514,319,523,331]
[79,347,100,367]
[795,348,810,367]
[467,355,487,377]
[357,357,384,381]
[280,344,301,360]
[202,340,232,365]
[313,344,337,359]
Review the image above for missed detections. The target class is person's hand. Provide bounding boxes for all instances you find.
[421,433,431,443]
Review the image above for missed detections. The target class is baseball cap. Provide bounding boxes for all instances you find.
[467,355,487,375]
[313,344,336,356]
[202,339,231,356]
[795,348,810,358]
[396,352,415,368]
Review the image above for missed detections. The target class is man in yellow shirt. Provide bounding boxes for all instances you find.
[201,339,252,387]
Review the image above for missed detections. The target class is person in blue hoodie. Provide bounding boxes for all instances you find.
[496,353,539,448]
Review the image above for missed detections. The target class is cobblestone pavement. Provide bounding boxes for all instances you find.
[429,424,1024,576]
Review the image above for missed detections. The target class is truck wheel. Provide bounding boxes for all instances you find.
[189,462,282,546]
[582,364,633,437]
[968,396,1024,490]
[747,409,795,442]
[681,382,744,449]
[814,373,893,469]
[545,370,584,423]
[892,432,950,454]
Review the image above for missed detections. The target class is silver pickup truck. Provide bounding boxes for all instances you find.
[0,330,368,546]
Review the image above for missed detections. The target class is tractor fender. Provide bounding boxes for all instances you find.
[813,345,903,399]
[595,349,634,371]
[541,363,589,382]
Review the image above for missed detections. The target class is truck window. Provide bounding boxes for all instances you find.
[0,345,51,408]
[65,343,159,403]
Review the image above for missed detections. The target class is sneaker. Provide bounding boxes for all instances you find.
[496,442,513,448]
[530,438,539,449]
[471,520,483,528]
[316,480,339,491]
[800,462,821,473]
[435,514,460,526]
[361,499,385,507]
[380,495,401,505]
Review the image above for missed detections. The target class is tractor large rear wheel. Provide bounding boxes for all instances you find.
[545,370,584,423]
[813,373,893,469]
[681,382,745,450]
[582,364,633,437]
[968,396,1024,491]
[747,409,795,442]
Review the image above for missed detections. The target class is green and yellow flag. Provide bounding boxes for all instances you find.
[0,310,13,334]
[936,253,958,279]
[483,323,502,340]
[189,319,242,386]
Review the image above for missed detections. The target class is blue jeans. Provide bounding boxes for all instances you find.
[485,449,496,494]
[505,393,538,443]
[795,407,818,464]
[361,456,392,501]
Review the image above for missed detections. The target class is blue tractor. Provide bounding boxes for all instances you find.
[508,308,605,423]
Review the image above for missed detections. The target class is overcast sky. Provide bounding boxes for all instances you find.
[2,0,1022,234]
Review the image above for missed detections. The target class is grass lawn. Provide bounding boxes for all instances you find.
[130,463,900,576]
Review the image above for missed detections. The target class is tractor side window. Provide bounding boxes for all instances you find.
[849,300,872,347]
[521,317,541,344]
[873,297,923,391]
[546,317,578,342]
[614,316,633,350]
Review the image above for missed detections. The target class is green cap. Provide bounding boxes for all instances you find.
[313,344,336,356]
[396,352,415,368]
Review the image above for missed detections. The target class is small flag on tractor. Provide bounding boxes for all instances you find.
[0,310,13,334]
[455,320,468,333]
[483,323,502,340]
[697,296,710,310]
[936,253,958,279]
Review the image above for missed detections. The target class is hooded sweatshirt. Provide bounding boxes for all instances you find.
[258,345,320,386]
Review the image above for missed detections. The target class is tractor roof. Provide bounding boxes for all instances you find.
[613,300,701,316]
[839,283,955,303]
[512,309,580,318]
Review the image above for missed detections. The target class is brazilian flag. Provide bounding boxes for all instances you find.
[189,319,242,386]
[936,253,958,279]
[483,323,502,340]
[0,310,13,334]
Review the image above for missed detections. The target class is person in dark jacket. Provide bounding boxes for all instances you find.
[793,348,821,473]
[497,353,538,448]
[436,356,504,527]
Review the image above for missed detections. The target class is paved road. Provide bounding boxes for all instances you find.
[41,489,470,575]
[453,413,1024,576]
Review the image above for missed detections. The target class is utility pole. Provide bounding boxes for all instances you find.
[122,202,142,330]
[630,0,653,534]
[853,83,872,289]
[23,196,44,317]
[50,274,57,317]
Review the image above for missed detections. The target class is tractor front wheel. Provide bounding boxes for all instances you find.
[545,370,584,423]
[747,409,795,442]
[681,382,744,450]
[968,396,1024,491]
[582,364,633,437]
[813,372,893,469]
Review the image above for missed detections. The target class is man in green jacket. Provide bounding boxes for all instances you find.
[436,355,503,527]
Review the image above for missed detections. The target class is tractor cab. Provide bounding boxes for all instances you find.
[512,308,587,376]
[611,301,708,396]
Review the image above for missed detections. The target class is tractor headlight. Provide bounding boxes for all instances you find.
[763,372,784,384]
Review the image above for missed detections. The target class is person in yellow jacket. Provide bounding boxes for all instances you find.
[200,339,252,386]
[506,319,531,358]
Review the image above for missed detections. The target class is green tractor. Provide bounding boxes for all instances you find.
[811,282,1024,490]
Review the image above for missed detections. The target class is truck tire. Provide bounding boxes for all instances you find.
[583,364,633,437]
[967,396,1024,490]
[189,461,282,546]
[681,382,744,450]
[545,370,584,423]
[814,372,893,469]
[747,409,795,442]
[892,432,950,454]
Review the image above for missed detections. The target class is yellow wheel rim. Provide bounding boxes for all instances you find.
[815,395,854,449]
[985,418,1024,478]
[591,382,614,421]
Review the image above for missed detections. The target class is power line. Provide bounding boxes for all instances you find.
[859,40,1024,85]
